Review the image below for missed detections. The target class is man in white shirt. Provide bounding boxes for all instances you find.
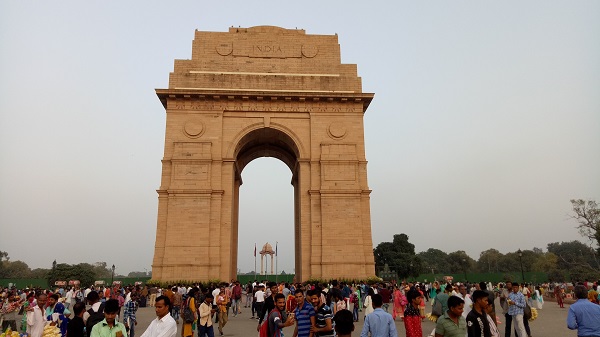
[212,286,221,323]
[254,285,266,320]
[84,286,92,299]
[139,295,177,337]
[124,287,132,305]
[27,293,47,337]
[212,287,221,306]
[458,285,473,318]
[65,287,74,309]
[177,286,186,296]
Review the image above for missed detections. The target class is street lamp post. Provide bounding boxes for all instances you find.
[111,264,115,285]
[462,258,467,282]
[517,249,524,283]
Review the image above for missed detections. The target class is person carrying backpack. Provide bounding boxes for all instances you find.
[182,288,198,337]
[83,291,105,337]
[260,294,294,337]
[89,299,127,337]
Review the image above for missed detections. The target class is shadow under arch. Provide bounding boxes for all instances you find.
[229,127,303,279]
[234,127,301,173]
[227,122,307,164]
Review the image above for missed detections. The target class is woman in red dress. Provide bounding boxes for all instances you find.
[554,285,564,308]
[403,288,423,337]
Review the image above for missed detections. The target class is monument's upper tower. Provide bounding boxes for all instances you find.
[166,26,363,94]
[152,26,375,282]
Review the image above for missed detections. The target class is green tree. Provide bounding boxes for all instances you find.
[4,260,31,278]
[476,249,503,273]
[417,248,449,274]
[30,268,50,279]
[570,199,600,253]
[547,241,599,271]
[72,264,98,287]
[531,252,558,272]
[547,269,566,282]
[532,247,544,254]
[568,265,599,282]
[497,253,520,272]
[373,234,421,279]
[47,263,96,288]
[0,252,33,278]
[127,271,149,278]
[91,262,113,278]
[0,251,9,278]
[445,251,476,275]
[495,250,537,273]
[531,251,564,281]
[519,250,538,271]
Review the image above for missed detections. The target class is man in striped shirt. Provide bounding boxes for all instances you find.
[293,289,315,337]
[123,293,139,337]
[308,289,334,337]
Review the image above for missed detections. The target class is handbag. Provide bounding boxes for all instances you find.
[182,298,195,323]
[523,302,532,320]
[431,299,442,317]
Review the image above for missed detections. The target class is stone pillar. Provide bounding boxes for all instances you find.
[260,255,264,275]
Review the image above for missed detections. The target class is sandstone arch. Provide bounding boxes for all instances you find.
[152,26,376,282]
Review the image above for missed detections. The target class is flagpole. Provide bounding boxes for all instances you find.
[275,241,278,283]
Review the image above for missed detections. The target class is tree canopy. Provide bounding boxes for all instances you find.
[570,199,600,253]
[0,252,119,286]
[372,235,600,282]
[373,234,421,279]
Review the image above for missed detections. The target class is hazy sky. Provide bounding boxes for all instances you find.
[1,1,599,276]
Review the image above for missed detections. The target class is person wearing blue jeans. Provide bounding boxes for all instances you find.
[198,294,215,337]
[123,294,139,337]
[352,296,359,322]
[500,282,513,337]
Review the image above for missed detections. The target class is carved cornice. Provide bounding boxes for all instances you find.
[157,189,225,196]
[308,189,372,196]
[155,89,374,112]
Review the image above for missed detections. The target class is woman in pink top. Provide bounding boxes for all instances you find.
[392,285,407,321]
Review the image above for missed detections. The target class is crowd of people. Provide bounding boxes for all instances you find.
[0,283,177,337]
[1,279,599,337]
[425,280,600,337]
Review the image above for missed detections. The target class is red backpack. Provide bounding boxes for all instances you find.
[259,309,281,337]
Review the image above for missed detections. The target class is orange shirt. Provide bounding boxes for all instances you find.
[217,294,229,313]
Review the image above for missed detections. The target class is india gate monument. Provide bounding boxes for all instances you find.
[151,26,376,282]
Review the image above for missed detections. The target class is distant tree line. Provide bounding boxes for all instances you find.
[374,199,600,282]
[375,235,599,282]
[0,252,150,287]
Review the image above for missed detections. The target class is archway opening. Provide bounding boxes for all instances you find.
[237,158,294,278]
[231,127,301,281]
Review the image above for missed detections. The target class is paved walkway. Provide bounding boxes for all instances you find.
[131,298,576,337]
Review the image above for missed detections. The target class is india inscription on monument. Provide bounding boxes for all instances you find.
[151,26,376,282]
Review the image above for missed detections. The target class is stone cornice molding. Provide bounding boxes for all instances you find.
[156,89,374,112]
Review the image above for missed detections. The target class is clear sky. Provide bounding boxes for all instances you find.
[1,1,598,276]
